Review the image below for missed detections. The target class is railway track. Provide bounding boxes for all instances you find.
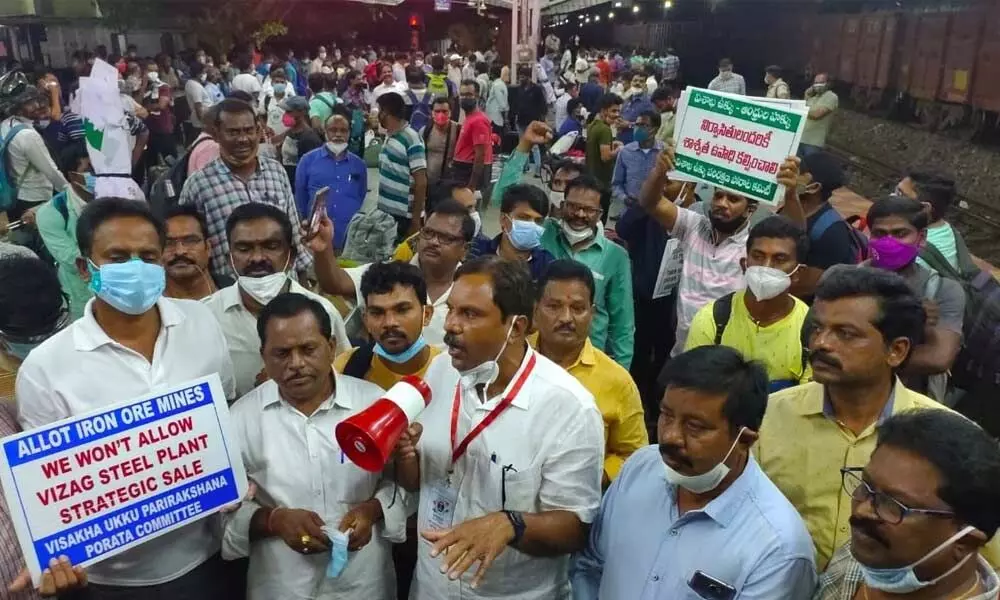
[826,143,1000,266]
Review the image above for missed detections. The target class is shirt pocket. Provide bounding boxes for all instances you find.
[499,465,541,513]
[333,455,381,504]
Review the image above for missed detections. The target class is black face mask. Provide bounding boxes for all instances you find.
[709,212,747,234]
[459,98,477,112]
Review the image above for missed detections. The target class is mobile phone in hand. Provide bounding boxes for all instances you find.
[307,186,330,240]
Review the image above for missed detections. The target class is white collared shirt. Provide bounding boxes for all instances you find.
[15,297,236,586]
[222,375,411,600]
[410,348,605,600]
[202,280,350,398]
[344,255,454,350]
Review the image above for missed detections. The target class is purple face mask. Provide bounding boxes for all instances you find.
[870,236,920,271]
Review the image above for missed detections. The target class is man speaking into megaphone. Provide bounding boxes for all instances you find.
[393,256,605,599]
[222,293,411,600]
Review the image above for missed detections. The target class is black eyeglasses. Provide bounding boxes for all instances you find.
[841,467,955,525]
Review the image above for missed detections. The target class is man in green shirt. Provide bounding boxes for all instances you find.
[800,73,838,156]
[586,93,623,220]
[540,173,635,369]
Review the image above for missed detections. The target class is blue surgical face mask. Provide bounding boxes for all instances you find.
[2,339,41,360]
[373,334,428,364]
[506,217,544,251]
[273,83,287,95]
[87,258,165,316]
[856,525,977,593]
[83,172,96,195]
[325,527,350,578]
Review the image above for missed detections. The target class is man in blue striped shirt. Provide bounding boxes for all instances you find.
[611,111,664,207]
[375,92,428,241]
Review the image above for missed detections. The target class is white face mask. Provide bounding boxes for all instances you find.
[663,427,745,494]
[147,72,160,83]
[549,190,565,209]
[458,318,519,401]
[235,256,290,305]
[469,210,482,238]
[561,220,595,245]
[326,141,348,155]
[744,265,799,301]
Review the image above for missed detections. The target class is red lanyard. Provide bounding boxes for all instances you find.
[450,352,537,464]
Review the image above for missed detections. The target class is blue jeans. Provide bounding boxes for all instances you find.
[516,124,541,174]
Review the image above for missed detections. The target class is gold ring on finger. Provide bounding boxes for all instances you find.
[301,534,311,546]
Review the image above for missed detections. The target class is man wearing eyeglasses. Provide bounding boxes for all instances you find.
[162,205,234,301]
[755,266,1000,571]
[816,410,1000,599]
[312,198,473,349]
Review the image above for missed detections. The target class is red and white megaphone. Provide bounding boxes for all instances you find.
[335,375,432,472]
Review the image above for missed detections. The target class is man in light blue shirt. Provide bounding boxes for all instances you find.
[611,111,664,206]
[571,346,816,600]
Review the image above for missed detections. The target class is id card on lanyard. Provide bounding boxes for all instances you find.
[426,353,538,530]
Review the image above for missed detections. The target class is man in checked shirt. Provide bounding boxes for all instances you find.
[179,98,313,281]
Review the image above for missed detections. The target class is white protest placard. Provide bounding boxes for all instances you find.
[670,87,807,205]
[0,374,248,584]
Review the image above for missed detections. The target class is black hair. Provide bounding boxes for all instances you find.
[475,61,489,75]
[360,260,428,307]
[58,141,89,178]
[638,110,661,130]
[163,204,210,240]
[227,90,254,104]
[651,87,674,104]
[747,216,809,263]
[76,197,166,257]
[454,256,534,325]
[908,171,957,222]
[500,183,549,217]
[552,159,585,178]
[814,265,926,349]
[376,91,406,119]
[0,256,64,337]
[517,66,532,79]
[430,54,445,71]
[566,98,583,116]
[489,64,502,79]
[214,97,257,128]
[188,60,204,79]
[660,346,769,432]
[565,173,610,211]
[406,65,426,85]
[877,410,1000,539]
[256,292,332,347]
[765,65,782,78]
[538,259,595,304]
[432,96,451,109]
[597,93,623,111]
[460,78,480,95]
[427,198,476,242]
[308,72,325,94]
[799,151,845,202]
[867,195,930,232]
[225,202,294,250]
[719,58,733,69]
[564,81,580,91]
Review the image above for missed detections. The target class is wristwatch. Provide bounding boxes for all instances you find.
[504,510,526,546]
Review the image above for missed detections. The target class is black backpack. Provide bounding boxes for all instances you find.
[148,136,213,216]
[342,343,376,379]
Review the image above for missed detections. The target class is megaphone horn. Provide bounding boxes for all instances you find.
[335,375,432,472]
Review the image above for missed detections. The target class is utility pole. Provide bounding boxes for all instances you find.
[510,0,540,79]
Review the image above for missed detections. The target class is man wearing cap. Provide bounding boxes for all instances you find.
[272,95,323,183]
[448,55,464,91]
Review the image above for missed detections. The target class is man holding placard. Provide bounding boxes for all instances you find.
[223,293,409,599]
[13,198,238,598]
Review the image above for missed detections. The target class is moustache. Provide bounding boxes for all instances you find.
[809,349,842,370]
[443,332,463,350]
[658,443,692,468]
[167,255,195,267]
[555,323,576,333]
[850,515,889,547]
[379,330,407,342]
[244,262,275,276]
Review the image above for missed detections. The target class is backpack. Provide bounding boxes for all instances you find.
[51,190,70,224]
[426,73,454,99]
[713,291,808,392]
[809,206,868,264]
[405,89,434,133]
[919,242,1000,433]
[341,208,398,263]
[343,343,376,379]
[148,136,213,217]
[0,124,27,212]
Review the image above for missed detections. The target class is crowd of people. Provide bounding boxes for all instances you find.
[0,33,997,600]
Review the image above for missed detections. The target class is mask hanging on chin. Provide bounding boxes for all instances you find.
[235,256,290,305]
[856,525,978,594]
[663,427,746,494]
[458,318,519,400]
[561,220,595,245]
[374,334,428,364]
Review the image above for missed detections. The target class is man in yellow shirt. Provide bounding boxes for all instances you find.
[686,216,811,392]
[333,261,441,388]
[532,259,647,487]
[755,265,1000,570]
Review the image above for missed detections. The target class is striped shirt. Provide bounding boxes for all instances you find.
[0,391,40,600]
[671,206,749,356]
[377,125,427,217]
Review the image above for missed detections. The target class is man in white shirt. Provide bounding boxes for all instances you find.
[554,82,579,131]
[15,197,237,598]
[312,199,473,349]
[393,256,605,599]
[448,55,464,90]
[223,292,409,600]
[184,61,212,143]
[310,46,328,75]
[203,203,348,398]
[231,54,263,105]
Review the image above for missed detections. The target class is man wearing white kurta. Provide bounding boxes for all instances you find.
[222,292,409,599]
[394,256,605,599]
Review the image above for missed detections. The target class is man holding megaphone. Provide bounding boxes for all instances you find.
[222,293,410,600]
[394,256,605,599]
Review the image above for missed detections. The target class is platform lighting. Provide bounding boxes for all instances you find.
[608,10,614,17]
[594,14,600,20]
[585,16,591,22]
[614,1,622,6]
[632,4,639,12]
[663,0,672,7]
[578,13,584,18]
